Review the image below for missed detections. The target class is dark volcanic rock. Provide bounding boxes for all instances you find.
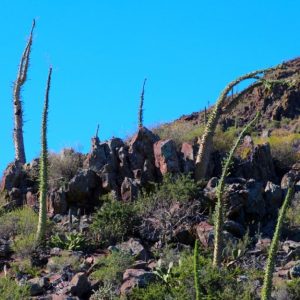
[154,139,180,175]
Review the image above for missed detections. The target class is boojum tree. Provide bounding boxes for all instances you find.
[13,19,36,164]
[213,112,260,268]
[36,67,52,243]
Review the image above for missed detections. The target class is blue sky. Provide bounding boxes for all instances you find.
[1,1,299,173]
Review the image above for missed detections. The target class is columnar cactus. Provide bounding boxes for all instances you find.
[138,78,147,128]
[261,186,294,300]
[194,239,201,300]
[13,19,35,164]
[212,113,259,268]
[36,67,52,243]
[195,64,283,181]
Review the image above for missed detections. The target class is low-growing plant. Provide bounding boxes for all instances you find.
[91,281,116,300]
[0,277,30,300]
[47,250,82,273]
[136,173,198,216]
[90,250,134,286]
[49,232,86,251]
[11,258,41,278]
[48,148,83,189]
[91,198,138,246]
[0,206,38,257]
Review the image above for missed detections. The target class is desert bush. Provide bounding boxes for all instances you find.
[91,281,116,300]
[0,277,30,300]
[90,250,134,286]
[47,250,82,273]
[153,121,200,145]
[286,194,300,226]
[136,173,199,216]
[49,232,86,251]
[0,206,38,257]
[11,258,41,278]
[255,133,300,169]
[48,148,83,189]
[130,251,258,300]
[91,198,138,246]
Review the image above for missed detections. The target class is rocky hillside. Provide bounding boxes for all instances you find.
[1,58,300,299]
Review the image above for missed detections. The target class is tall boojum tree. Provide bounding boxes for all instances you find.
[13,19,35,164]
[36,67,52,243]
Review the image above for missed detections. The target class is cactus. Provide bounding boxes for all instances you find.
[212,113,260,268]
[194,239,201,300]
[36,67,52,243]
[13,19,36,164]
[138,78,147,128]
[195,64,283,181]
[261,186,294,300]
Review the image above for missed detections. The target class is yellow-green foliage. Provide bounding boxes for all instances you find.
[213,126,241,152]
[153,121,204,145]
[47,250,82,273]
[255,132,300,168]
[286,199,300,227]
[90,251,134,285]
[0,277,30,300]
[0,206,38,257]
[11,258,41,277]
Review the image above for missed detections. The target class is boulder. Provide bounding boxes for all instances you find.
[120,269,156,295]
[66,169,101,208]
[195,221,214,248]
[0,161,26,192]
[154,139,179,175]
[116,238,149,261]
[47,188,68,215]
[70,272,91,297]
[264,181,283,215]
[180,142,195,174]
[121,177,139,201]
[128,127,159,181]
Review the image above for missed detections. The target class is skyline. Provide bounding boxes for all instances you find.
[1,1,300,173]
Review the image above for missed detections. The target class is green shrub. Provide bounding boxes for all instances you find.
[90,251,134,286]
[0,206,38,257]
[0,277,30,300]
[91,199,138,246]
[11,258,41,278]
[48,148,83,189]
[136,173,198,216]
[49,232,86,251]
[286,278,300,300]
[255,133,300,169]
[47,250,82,273]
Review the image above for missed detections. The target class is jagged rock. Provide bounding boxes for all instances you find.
[83,137,109,172]
[0,239,11,258]
[70,272,91,297]
[264,181,283,215]
[180,142,195,174]
[128,127,159,181]
[224,220,245,238]
[47,188,68,215]
[66,169,101,208]
[8,187,23,206]
[0,161,26,192]
[120,269,156,295]
[172,224,195,245]
[154,139,179,175]
[115,238,149,261]
[25,189,37,207]
[289,262,300,278]
[281,163,300,189]
[245,179,265,219]
[195,221,214,248]
[234,143,277,184]
[121,177,139,201]
[28,277,46,296]
[100,164,118,192]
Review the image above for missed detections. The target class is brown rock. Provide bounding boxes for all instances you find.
[195,221,214,248]
[154,139,179,175]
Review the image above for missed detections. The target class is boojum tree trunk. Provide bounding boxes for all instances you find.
[194,64,283,181]
[212,113,260,268]
[36,67,52,244]
[13,19,35,164]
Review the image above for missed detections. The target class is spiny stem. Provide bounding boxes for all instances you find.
[138,78,147,129]
[261,187,294,300]
[212,112,260,268]
[36,67,52,244]
[13,19,36,164]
